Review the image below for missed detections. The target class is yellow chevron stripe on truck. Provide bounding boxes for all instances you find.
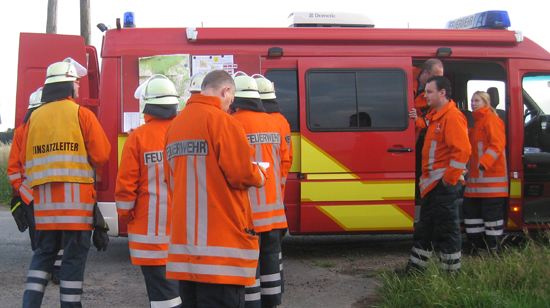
[317,204,414,231]
[301,180,415,202]
[300,135,358,178]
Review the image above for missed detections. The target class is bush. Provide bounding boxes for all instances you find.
[0,141,13,204]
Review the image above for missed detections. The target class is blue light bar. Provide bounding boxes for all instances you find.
[445,10,511,29]
[123,12,136,28]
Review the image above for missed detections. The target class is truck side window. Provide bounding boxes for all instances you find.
[265,69,299,132]
[306,69,407,131]
[523,75,550,153]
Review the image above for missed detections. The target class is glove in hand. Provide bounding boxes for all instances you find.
[92,202,110,251]
[10,196,28,232]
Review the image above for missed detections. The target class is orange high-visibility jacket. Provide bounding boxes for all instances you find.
[115,115,174,266]
[8,124,34,204]
[419,101,471,197]
[233,109,290,233]
[20,98,111,231]
[464,106,508,198]
[269,112,293,194]
[164,94,264,286]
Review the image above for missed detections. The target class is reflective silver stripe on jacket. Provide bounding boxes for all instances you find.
[449,159,466,169]
[130,249,168,259]
[464,186,509,194]
[26,154,90,169]
[169,244,259,260]
[20,180,34,202]
[147,159,169,236]
[9,173,21,181]
[254,214,287,228]
[129,233,170,244]
[168,262,257,278]
[186,155,208,246]
[116,200,135,210]
[35,215,94,225]
[485,148,499,161]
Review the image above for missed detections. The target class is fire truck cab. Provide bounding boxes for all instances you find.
[15,10,550,236]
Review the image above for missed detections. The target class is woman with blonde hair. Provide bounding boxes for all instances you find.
[463,90,508,254]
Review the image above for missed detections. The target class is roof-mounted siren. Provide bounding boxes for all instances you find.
[445,10,511,29]
[288,12,374,28]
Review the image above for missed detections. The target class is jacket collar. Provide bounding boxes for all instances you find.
[144,114,175,123]
[431,100,456,121]
[186,94,222,110]
[472,106,490,121]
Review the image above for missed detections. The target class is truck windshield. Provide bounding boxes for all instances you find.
[523,75,550,114]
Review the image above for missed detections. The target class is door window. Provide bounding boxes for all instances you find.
[306,69,407,131]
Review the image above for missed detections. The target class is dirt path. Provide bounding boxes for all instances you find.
[0,205,414,307]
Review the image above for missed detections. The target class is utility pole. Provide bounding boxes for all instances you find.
[80,0,91,45]
[46,0,57,33]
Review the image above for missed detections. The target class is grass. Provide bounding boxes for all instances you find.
[377,233,550,308]
[0,141,12,205]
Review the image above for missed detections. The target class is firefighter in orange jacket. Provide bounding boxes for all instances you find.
[410,59,444,201]
[164,70,267,308]
[253,74,293,193]
[254,74,292,300]
[21,58,111,308]
[463,91,508,254]
[8,88,43,249]
[401,76,470,274]
[231,72,289,308]
[115,74,182,308]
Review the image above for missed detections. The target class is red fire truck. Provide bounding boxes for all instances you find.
[15,11,550,236]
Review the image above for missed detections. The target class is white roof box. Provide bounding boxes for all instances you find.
[288,12,375,28]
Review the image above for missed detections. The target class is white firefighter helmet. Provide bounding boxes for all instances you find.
[134,74,179,105]
[233,71,260,99]
[189,73,205,93]
[252,74,276,100]
[28,87,43,109]
[45,57,88,84]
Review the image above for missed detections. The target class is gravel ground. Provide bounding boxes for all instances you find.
[0,205,414,307]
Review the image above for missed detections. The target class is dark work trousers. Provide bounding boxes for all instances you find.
[414,134,426,202]
[245,229,283,308]
[140,265,182,308]
[408,181,462,272]
[180,281,244,308]
[22,200,37,251]
[23,230,91,308]
[53,234,67,278]
[463,197,505,251]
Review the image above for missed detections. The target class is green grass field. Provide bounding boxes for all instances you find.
[377,234,550,308]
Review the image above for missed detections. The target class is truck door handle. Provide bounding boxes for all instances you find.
[387,148,414,153]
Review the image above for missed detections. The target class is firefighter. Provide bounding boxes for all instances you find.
[163,70,267,308]
[8,87,65,285]
[115,74,182,308]
[20,58,111,308]
[8,87,42,249]
[399,76,470,274]
[253,74,292,296]
[463,91,508,254]
[409,59,444,202]
[231,72,290,308]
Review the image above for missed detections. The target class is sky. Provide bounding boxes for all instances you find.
[1,0,549,131]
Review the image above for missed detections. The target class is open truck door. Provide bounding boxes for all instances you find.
[16,33,119,236]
